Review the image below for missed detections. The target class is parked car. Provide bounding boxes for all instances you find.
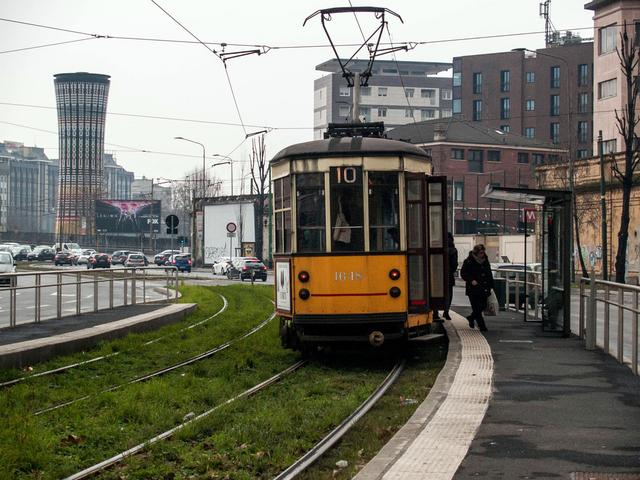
[212,257,232,275]
[154,249,180,266]
[27,246,54,261]
[87,253,111,269]
[228,259,268,282]
[11,245,31,261]
[76,249,96,265]
[111,250,131,265]
[131,251,149,266]
[54,251,75,266]
[173,254,192,273]
[0,251,16,287]
[124,253,146,268]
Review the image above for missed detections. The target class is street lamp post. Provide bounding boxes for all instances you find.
[174,136,206,198]
[212,154,234,196]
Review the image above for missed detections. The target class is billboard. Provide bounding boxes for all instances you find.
[203,202,255,265]
[95,199,160,234]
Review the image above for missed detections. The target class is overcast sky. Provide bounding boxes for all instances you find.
[0,0,594,193]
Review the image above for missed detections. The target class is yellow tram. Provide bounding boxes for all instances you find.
[271,126,449,351]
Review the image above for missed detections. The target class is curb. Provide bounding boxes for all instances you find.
[0,303,197,369]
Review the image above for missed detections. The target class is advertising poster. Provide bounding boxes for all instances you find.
[96,199,161,233]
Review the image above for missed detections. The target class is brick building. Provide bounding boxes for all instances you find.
[387,118,564,234]
[452,41,594,161]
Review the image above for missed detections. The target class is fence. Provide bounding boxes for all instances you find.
[579,274,639,375]
[0,267,180,328]
[492,267,543,321]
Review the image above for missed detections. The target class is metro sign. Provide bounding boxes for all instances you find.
[522,208,537,222]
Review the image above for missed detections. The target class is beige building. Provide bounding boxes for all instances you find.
[585,0,640,153]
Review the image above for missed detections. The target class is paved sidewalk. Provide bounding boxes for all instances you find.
[357,308,640,479]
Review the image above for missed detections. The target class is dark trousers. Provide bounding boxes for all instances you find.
[468,292,488,330]
[444,281,454,313]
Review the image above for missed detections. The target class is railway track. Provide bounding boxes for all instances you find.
[63,360,307,480]
[34,308,275,415]
[274,359,405,479]
[0,293,229,389]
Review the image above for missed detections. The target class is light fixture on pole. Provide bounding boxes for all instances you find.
[212,154,234,196]
[174,136,207,198]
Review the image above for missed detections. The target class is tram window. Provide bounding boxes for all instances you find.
[429,206,443,248]
[330,166,364,252]
[408,255,426,306]
[274,177,292,253]
[429,254,444,297]
[407,203,423,249]
[296,173,326,252]
[368,172,399,252]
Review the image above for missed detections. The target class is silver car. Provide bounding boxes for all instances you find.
[0,252,16,287]
[124,253,146,268]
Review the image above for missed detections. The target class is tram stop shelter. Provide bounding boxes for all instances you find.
[482,185,572,337]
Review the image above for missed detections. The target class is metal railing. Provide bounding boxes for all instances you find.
[579,274,639,375]
[491,268,543,321]
[0,267,180,328]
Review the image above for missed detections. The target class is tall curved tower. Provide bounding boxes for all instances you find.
[54,72,110,243]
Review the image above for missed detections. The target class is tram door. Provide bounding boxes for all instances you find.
[541,204,566,332]
[405,174,449,314]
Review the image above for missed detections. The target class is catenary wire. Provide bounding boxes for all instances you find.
[0,37,100,55]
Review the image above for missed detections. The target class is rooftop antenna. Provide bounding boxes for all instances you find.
[539,0,558,47]
[303,6,405,87]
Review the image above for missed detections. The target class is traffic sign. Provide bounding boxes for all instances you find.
[226,222,237,233]
[165,215,179,228]
[226,232,236,238]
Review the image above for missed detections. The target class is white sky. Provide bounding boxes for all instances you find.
[0,0,594,194]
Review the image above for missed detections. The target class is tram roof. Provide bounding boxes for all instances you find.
[271,137,430,163]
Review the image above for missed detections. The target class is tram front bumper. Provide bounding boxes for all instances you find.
[293,313,407,343]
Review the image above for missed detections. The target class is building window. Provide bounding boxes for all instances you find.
[378,87,388,97]
[598,78,617,99]
[360,106,370,121]
[472,100,482,121]
[551,66,560,89]
[451,148,465,160]
[602,139,616,154]
[550,122,560,144]
[577,149,590,159]
[500,98,510,119]
[339,86,351,97]
[488,150,501,162]
[526,71,535,83]
[377,107,387,117]
[421,109,435,120]
[518,152,530,163]
[421,89,435,98]
[405,108,414,118]
[441,109,452,118]
[441,89,452,100]
[452,99,462,114]
[468,150,484,173]
[500,70,510,92]
[578,64,589,86]
[453,181,464,202]
[453,71,462,87]
[578,121,589,143]
[524,127,535,139]
[599,24,616,54]
[533,153,545,164]
[578,92,589,113]
[338,105,350,118]
[360,86,371,96]
[473,72,482,94]
[405,88,414,98]
[500,124,510,133]
[550,94,560,116]
[525,99,535,111]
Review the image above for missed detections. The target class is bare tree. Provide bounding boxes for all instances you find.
[613,24,640,283]
[249,135,269,262]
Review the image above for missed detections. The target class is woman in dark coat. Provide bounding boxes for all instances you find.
[460,244,494,331]
[444,233,458,320]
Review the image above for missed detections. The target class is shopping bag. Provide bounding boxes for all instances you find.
[484,290,498,316]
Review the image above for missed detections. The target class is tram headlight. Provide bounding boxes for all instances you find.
[389,268,401,281]
[299,288,310,300]
[298,271,310,283]
[389,287,401,298]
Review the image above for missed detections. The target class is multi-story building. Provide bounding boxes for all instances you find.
[0,141,58,236]
[132,176,173,222]
[388,118,563,234]
[54,72,110,241]
[452,41,594,161]
[103,153,134,199]
[585,0,640,154]
[313,59,452,139]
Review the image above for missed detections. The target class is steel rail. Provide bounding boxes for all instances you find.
[0,293,228,389]
[63,360,307,480]
[273,359,406,480]
[34,310,276,415]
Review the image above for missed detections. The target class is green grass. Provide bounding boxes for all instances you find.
[0,285,447,480]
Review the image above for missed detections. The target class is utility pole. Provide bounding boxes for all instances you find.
[598,131,608,280]
[352,73,360,122]
[149,178,154,254]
